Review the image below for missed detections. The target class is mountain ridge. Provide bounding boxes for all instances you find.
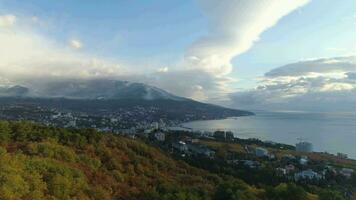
[0,79,253,127]
[0,79,187,101]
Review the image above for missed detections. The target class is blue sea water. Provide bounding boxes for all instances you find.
[182,111,356,159]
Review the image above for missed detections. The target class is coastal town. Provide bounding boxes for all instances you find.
[1,101,355,198]
[123,125,356,199]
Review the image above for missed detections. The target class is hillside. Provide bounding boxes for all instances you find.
[0,120,321,200]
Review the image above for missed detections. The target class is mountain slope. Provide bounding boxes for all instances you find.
[0,85,29,97]
[0,80,253,127]
[2,79,186,101]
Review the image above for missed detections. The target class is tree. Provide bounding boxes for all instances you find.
[0,121,11,143]
[319,190,345,200]
[214,180,258,200]
[265,183,307,200]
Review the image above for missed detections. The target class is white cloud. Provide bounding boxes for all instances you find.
[69,39,83,49]
[186,0,310,75]
[0,15,228,102]
[0,14,16,27]
[320,82,354,92]
[157,67,169,73]
[230,56,356,111]
[265,56,356,77]
[0,17,127,82]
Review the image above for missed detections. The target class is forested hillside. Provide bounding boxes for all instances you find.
[0,121,332,200]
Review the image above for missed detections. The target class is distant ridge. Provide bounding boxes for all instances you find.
[0,79,253,122]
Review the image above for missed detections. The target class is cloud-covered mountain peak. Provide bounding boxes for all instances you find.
[0,79,187,101]
[0,85,29,97]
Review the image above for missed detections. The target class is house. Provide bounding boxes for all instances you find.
[172,141,188,152]
[255,147,268,157]
[299,156,308,165]
[226,159,239,165]
[268,153,276,160]
[242,160,260,169]
[340,168,354,179]
[337,153,348,159]
[187,144,215,158]
[154,132,165,142]
[276,168,287,176]
[144,129,153,134]
[285,164,296,173]
[294,169,322,181]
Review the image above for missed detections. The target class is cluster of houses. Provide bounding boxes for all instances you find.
[151,131,216,158]
[226,144,355,183]
[145,129,355,184]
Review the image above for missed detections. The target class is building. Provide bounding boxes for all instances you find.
[337,153,348,159]
[294,169,322,181]
[187,144,215,158]
[296,142,313,152]
[340,168,354,179]
[172,141,188,152]
[299,156,309,165]
[242,160,260,169]
[151,122,159,130]
[154,132,165,142]
[285,164,296,173]
[213,131,234,140]
[255,147,268,157]
[276,168,287,176]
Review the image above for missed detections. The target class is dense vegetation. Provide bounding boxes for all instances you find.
[0,120,349,199]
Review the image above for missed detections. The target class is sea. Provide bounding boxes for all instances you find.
[182,111,356,159]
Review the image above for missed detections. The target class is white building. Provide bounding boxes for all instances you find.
[294,169,322,181]
[296,142,313,152]
[173,141,188,152]
[151,122,159,130]
[340,168,354,179]
[299,156,309,165]
[255,147,268,157]
[154,132,166,142]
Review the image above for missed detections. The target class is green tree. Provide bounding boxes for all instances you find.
[319,190,345,200]
[214,180,258,200]
[0,121,11,143]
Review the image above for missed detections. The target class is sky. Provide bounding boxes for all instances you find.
[0,0,356,111]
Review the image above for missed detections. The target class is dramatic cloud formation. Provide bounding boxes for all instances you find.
[230,56,356,111]
[0,14,224,101]
[186,0,310,75]
[0,0,311,103]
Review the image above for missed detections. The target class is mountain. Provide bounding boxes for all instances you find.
[32,79,187,101]
[0,80,185,101]
[0,85,29,97]
[0,79,253,128]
